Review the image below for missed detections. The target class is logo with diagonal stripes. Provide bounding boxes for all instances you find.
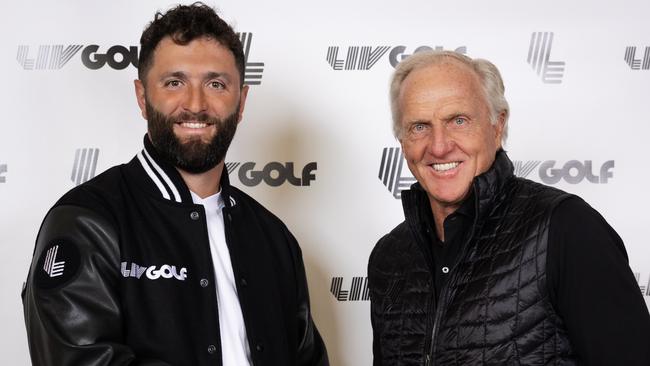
[527,32,565,84]
[330,276,370,301]
[71,148,100,186]
[16,45,83,70]
[237,32,264,85]
[43,245,66,278]
[0,163,6,183]
[513,160,541,178]
[225,162,241,175]
[326,46,391,70]
[378,147,416,199]
[327,45,467,71]
[624,46,650,70]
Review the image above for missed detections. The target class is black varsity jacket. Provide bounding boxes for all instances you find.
[22,136,328,366]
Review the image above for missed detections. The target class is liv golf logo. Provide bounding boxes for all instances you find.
[16,45,136,70]
[527,32,565,84]
[326,45,466,70]
[16,33,264,85]
[226,161,317,187]
[330,276,370,301]
[43,245,66,278]
[377,152,614,196]
[71,148,100,186]
[378,147,415,199]
[624,46,650,70]
[238,32,264,85]
[513,160,614,184]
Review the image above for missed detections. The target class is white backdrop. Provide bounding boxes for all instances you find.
[2,0,649,364]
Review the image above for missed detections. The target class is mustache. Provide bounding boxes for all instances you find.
[172,112,217,124]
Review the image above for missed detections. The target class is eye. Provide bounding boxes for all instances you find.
[164,79,183,88]
[409,122,429,134]
[454,117,467,126]
[209,81,225,90]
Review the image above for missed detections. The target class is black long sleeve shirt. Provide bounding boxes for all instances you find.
[419,195,650,365]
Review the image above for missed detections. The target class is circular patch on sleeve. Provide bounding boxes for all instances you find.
[35,240,81,289]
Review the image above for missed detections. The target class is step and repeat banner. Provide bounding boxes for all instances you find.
[2,0,649,364]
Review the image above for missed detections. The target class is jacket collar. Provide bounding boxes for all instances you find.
[401,149,514,226]
[128,134,236,207]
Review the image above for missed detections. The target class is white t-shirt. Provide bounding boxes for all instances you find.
[191,191,252,366]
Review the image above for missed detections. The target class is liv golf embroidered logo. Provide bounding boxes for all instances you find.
[71,148,99,186]
[226,161,317,187]
[36,241,80,289]
[43,245,65,278]
[527,32,565,84]
[624,46,650,70]
[0,163,6,183]
[378,147,416,199]
[330,277,370,301]
[513,160,614,184]
[121,261,188,281]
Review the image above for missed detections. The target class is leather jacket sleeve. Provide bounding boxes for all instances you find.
[22,205,172,366]
[284,228,329,366]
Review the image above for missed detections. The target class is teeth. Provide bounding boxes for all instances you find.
[181,122,208,129]
[432,162,460,172]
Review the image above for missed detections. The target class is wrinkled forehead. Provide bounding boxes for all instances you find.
[399,60,485,102]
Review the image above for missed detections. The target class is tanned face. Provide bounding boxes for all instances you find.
[398,61,504,217]
[135,36,248,173]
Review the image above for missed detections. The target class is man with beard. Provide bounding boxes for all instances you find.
[22,4,328,366]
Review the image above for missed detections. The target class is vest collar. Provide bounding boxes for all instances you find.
[472,149,514,219]
[401,149,514,225]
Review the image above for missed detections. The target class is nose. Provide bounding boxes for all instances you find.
[182,85,207,114]
[427,125,454,157]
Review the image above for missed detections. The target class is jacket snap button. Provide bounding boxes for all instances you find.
[200,278,209,287]
[442,266,449,274]
[207,344,216,354]
[256,344,264,352]
[240,278,248,287]
[190,211,200,220]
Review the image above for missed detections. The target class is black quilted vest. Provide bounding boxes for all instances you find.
[369,151,577,366]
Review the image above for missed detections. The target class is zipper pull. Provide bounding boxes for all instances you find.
[425,354,431,366]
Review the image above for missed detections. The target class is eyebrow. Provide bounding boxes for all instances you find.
[159,71,188,81]
[203,71,227,81]
[159,71,233,84]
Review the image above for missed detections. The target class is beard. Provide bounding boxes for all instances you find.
[146,100,239,174]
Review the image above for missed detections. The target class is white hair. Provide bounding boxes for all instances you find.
[389,50,509,144]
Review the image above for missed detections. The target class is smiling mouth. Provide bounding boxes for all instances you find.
[177,122,213,129]
[431,162,460,172]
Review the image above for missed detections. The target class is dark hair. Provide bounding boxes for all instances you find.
[138,2,245,87]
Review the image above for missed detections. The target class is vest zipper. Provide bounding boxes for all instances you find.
[426,186,481,365]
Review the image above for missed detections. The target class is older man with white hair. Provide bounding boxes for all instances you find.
[368,50,650,366]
